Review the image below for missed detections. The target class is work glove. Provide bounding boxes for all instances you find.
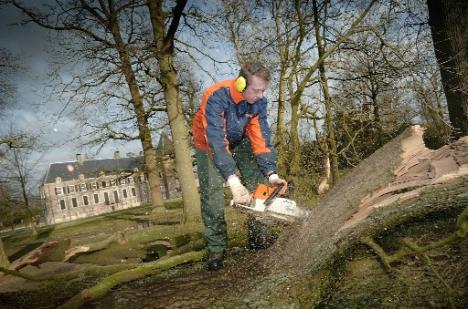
[227,175,252,205]
[268,173,288,194]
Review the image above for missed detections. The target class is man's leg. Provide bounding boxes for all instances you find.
[233,139,274,250]
[195,149,227,269]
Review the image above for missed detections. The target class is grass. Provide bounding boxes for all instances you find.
[2,199,250,265]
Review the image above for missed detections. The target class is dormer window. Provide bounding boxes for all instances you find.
[55,177,62,183]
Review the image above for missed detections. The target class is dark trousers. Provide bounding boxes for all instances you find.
[195,138,266,253]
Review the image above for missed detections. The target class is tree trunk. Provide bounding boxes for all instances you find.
[426,0,468,138]
[370,78,384,147]
[0,238,9,268]
[147,0,201,223]
[313,0,339,184]
[288,96,301,176]
[21,187,37,238]
[275,68,288,175]
[159,157,171,199]
[107,5,164,208]
[160,58,201,222]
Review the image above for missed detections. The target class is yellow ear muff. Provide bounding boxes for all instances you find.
[235,76,247,92]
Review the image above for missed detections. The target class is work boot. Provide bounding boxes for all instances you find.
[207,250,224,271]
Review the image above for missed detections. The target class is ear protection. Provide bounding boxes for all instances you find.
[234,76,247,92]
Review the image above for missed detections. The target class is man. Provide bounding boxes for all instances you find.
[192,61,287,271]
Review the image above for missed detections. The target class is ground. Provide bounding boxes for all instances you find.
[0,127,467,308]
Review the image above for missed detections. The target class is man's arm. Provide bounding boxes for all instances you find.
[245,100,277,176]
[204,92,237,180]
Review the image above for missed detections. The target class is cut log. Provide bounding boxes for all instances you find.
[9,239,71,271]
[8,231,128,270]
[63,231,127,262]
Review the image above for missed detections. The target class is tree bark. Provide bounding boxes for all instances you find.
[288,96,301,176]
[426,0,468,138]
[147,0,201,223]
[275,67,288,175]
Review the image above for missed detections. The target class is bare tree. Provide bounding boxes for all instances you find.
[426,0,467,138]
[0,48,29,149]
[0,128,40,237]
[0,48,17,110]
[0,182,13,268]
[12,0,166,208]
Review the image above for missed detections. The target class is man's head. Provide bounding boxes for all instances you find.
[238,61,271,104]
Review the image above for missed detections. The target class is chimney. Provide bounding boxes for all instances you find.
[114,150,120,160]
[76,153,83,165]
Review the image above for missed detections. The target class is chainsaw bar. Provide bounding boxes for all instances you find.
[231,197,310,222]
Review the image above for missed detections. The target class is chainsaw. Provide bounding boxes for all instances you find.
[230,184,310,222]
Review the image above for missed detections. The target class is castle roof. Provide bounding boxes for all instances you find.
[43,156,144,184]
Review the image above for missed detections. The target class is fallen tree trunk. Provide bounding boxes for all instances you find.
[221,126,468,307]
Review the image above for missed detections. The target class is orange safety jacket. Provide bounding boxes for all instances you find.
[192,79,277,180]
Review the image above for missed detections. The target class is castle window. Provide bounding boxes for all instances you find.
[60,199,66,210]
[91,182,98,190]
[113,191,119,203]
[80,183,87,192]
[101,181,107,188]
[68,185,75,193]
[104,192,110,205]
[83,195,89,206]
[72,198,78,208]
[123,189,127,198]
[110,179,116,186]
[131,187,136,197]
[94,193,99,204]
[55,187,63,195]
